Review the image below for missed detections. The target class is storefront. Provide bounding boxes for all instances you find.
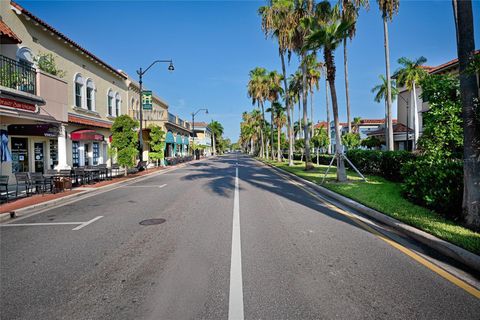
[165,131,175,157]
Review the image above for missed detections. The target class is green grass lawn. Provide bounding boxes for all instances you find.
[261,159,480,254]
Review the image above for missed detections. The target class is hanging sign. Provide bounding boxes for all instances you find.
[142,91,152,110]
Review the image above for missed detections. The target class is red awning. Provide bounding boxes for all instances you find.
[70,130,104,141]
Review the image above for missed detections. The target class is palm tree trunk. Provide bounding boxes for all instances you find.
[325,74,331,154]
[280,50,294,166]
[344,38,352,133]
[310,90,314,138]
[383,16,394,151]
[259,102,266,158]
[453,0,480,229]
[270,106,274,160]
[412,82,419,149]
[277,124,281,162]
[298,99,302,138]
[213,133,216,155]
[302,53,311,167]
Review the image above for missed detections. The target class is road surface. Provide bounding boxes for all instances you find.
[1,154,479,319]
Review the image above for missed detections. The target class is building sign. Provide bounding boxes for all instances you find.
[142,90,152,110]
[8,124,59,137]
[0,97,37,113]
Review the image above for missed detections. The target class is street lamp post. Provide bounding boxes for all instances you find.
[191,108,208,158]
[137,59,174,161]
[398,94,410,150]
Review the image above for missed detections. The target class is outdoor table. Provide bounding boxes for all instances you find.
[84,168,101,184]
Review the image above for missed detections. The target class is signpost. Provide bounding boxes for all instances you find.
[142,90,152,110]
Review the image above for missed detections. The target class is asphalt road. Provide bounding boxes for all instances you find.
[1,154,479,320]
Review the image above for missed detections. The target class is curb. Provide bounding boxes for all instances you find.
[0,158,207,223]
[260,160,480,272]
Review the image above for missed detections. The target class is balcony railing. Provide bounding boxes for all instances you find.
[168,112,176,123]
[0,55,36,95]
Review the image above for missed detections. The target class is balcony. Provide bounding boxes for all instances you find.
[0,55,36,95]
[168,112,176,123]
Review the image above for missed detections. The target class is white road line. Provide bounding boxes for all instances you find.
[0,222,82,227]
[228,167,244,320]
[72,216,103,231]
[158,184,167,188]
[120,185,166,188]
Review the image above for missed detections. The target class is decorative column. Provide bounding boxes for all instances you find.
[56,124,69,169]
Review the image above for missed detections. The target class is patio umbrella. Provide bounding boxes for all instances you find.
[0,130,12,163]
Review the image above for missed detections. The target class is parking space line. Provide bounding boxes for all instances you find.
[72,216,103,231]
[0,215,103,231]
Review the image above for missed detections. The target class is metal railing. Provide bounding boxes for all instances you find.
[0,55,36,94]
[168,112,176,123]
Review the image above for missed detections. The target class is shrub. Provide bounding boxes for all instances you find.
[401,157,463,218]
[346,149,383,175]
[342,132,361,150]
[380,151,415,182]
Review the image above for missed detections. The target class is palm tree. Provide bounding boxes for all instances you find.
[289,70,303,139]
[324,65,332,154]
[340,0,369,133]
[304,52,323,138]
[259,0,297,166]
[452,0,480,228]
[209,120,224,156]
[306,1,353,181]
[271,102,287,161]
[394,56,428,149]
[377,0,399,151]
[352,116,362,134]
[266,70,284,160]
[247,67,268,158]
[371,74,398,145]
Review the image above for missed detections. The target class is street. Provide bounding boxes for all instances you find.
[1,154,479,320]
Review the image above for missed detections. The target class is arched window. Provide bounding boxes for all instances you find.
[74,74,84,108]
[86,79,95,111]
[115,93,121,116]
[16,47,34,67]
[107,90,114,116]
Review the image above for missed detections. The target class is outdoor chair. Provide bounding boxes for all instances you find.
[97,164,109,180]
[111,164,120,177]
[29,172,48,194]
[73,167,86,185]
[0,175,9,203]
[136,161,148,172]
[14,172,32,197]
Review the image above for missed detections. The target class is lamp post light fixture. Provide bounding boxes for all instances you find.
[191,108,208,157]
[136,59,174,161]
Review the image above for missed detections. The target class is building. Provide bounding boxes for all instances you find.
[2,1,129,174]
[192,122,212,156]
[395,51,479,150]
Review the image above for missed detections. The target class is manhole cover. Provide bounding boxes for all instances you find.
[139,218,166,226]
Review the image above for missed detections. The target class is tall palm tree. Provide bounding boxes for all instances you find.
[209,120,224,156]
[289,70,303,138]
[340,0,369,133]
[377,0,399,151]
[452,0,480,228]
[247,67,269,158]
[304,52,323,137]
[259,0,297,166]
[306,1,353,181]
[394,56,428,149]
[271,102,287,161]
[266,70,284,160]
[352,116,362,134]
[324,65,332,154]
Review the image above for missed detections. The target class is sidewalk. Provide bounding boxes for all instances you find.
[0,159,206,217]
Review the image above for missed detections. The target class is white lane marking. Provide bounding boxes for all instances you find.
[0,222,81,227]
[158,184,167,188]
[228,167,244,320]
[120,185,167,188]
[72,216,103,231]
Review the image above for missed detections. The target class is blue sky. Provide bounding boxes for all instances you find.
[18,0,479,141]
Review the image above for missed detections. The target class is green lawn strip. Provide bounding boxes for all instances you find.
[261,159,480,254]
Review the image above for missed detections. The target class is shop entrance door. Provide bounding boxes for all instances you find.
[34,142,45,173]
[84,143,89,166]
[11,137,29,173]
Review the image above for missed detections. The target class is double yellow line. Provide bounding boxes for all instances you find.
[269,166,480,299]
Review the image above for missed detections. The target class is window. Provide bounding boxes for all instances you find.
[115,93,121,116]
[72,141,80,167]
[75,74,84,108]
[93,142,99,165]
[16,47,34,67]
[86,79,95,111]
[49,139,58,169]
[108,90,114,116]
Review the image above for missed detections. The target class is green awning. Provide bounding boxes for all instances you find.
[166,131,175,143]
[176,134,182,145]
[183,137,189,145]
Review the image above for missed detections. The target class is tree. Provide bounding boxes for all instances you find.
[209,120,224,156]
[259,0,297,166]
[305,1,353,181]
[304,52,323,138]
[377,0,399,151]
[148,125,166,166]
[394,56,428,149]
[272,102,287,161]
[266,70,284,160]
[352,116,362,134]
[295,138,305,162]
[340,0,369,133]
[289,70,304,139]
[111,115,139,175]
[311,127,329,164]
[361,136,383,149]
[371,74,398,144]
[247,67,269,158]
[452,0,479,229]
[341,132,361,150]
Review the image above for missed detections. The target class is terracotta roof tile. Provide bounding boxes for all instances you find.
[0,19,21,44]
[68,114,112,129]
